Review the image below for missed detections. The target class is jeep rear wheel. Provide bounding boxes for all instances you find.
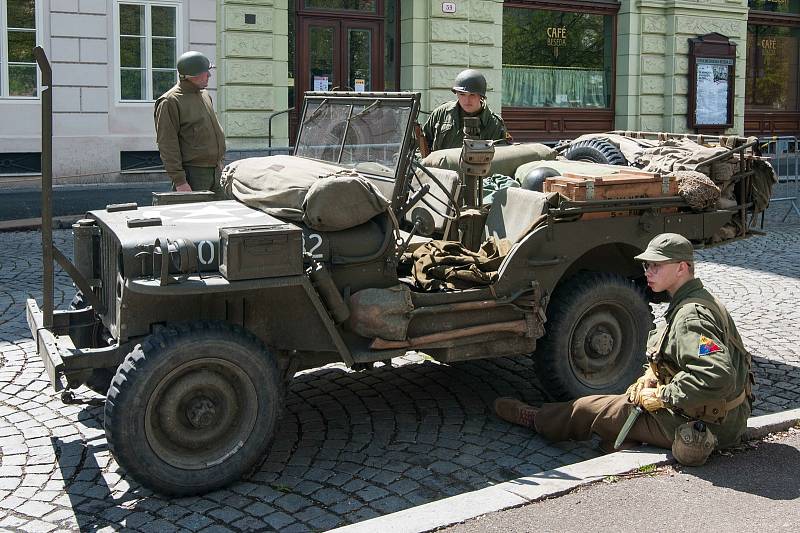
[105,321,283,496]
[535,272,651,401]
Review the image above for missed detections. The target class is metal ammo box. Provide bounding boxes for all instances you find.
[219,224,303,280]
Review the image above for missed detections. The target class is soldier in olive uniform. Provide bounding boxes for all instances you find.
[154,51,226,193]
[420,69,509,154]
[494,233,753,463]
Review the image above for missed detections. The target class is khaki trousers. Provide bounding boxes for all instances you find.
[534,394,673,450]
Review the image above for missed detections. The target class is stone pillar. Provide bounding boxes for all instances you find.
[400,0,429,106]
[615,0,748,134]
[219,0,289,150]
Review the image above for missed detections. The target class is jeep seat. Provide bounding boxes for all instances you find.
[404,166,461,236]
[485,187,552,244]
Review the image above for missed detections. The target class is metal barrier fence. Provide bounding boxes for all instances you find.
[759,136,800,222]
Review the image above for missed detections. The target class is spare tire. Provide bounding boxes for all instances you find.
[564,139,627,166]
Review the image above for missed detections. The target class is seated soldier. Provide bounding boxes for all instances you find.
[494,233,753,465]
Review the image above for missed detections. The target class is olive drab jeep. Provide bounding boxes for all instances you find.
[26,91,769,496]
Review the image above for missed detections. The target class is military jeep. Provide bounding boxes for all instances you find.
[27,91,766,495]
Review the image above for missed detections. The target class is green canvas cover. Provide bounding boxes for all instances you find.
[221,155,345,220]
[423,143,556,178]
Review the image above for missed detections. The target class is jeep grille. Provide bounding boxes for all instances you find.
[100,229,120,336]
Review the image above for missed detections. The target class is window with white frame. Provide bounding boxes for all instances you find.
[117,1,180,101]
[1,0,39,98]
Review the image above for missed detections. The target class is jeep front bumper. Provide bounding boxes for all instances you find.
[25,298,127,391]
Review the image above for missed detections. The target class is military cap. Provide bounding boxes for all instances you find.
[634,232,694,263]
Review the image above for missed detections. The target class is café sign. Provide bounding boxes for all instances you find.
[547,26,567,57]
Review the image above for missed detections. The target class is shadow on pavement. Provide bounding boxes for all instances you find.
[44,357,591,530]
[686,441,800,500]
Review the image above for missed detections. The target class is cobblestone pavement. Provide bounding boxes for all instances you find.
[1,224,798,532]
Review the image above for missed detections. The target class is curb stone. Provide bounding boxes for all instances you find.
[330,408,800,533]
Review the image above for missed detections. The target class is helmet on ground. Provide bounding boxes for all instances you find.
[177,51,212,77]
[672,421,718,466]
[452,69,487,98]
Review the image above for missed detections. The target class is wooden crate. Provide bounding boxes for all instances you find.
[543,171,678,219]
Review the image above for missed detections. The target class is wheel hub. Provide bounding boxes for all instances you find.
[589,331,614,356]
[570,308,630,386]
[187,397,217,428]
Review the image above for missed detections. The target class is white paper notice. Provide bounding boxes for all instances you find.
[313,76,329,91]
[695,62,729,125]
[354,79,366,92]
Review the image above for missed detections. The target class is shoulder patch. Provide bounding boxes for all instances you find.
[698,335,721,356]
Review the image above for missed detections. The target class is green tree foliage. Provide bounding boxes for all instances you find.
[503,8,604,68]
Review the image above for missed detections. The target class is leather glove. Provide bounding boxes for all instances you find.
[637,386,666,412]
[626,367,658,402]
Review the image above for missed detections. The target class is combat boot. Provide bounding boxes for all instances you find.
[494,397,539,429]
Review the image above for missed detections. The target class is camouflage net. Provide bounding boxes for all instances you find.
[674,170,720,211]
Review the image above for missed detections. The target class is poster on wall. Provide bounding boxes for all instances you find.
[694,58,733,126]
[313,76,329,91]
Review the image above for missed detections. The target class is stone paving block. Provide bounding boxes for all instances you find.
[232,516,269,531]
[344,506,381,524]
[261,511,295,530]
[139,518,179,533]
[0,465,22,478]
[307,510,343,530]
[176,512,214,531]
[30,490,60,502]
[274,493,312,513]
[293,479,323,496]
[0,496,25,510]
[17,520,55,533]
[0,516,27,529]
[207,506,244,523]
[243,501,275,518]
[355,484,390,502]
[16,500,55,518]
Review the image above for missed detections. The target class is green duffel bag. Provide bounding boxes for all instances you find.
[423,142,556,177]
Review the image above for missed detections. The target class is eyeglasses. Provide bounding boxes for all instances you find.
[642,261,681,273]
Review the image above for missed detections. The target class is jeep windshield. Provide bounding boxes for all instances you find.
[294,92,419,181]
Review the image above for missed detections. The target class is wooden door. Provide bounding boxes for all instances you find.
[294,17,382,141]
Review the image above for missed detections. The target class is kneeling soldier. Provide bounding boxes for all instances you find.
[495,233,753,465]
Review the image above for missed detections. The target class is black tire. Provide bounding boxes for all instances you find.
[105,321,283,496]
[535,272,652,401]
[564,139,627,166]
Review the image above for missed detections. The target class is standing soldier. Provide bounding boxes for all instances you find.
[154,51,226,193]
[421,69,509,154]
[494,233,754,466]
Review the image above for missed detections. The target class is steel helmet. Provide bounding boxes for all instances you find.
[177,51,212,77]
[452,69,487,98]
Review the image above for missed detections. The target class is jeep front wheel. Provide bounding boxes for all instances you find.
[535,272,651,401]
[105,321,283,496]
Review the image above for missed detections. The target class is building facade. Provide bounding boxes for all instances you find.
[1,0,798,182]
